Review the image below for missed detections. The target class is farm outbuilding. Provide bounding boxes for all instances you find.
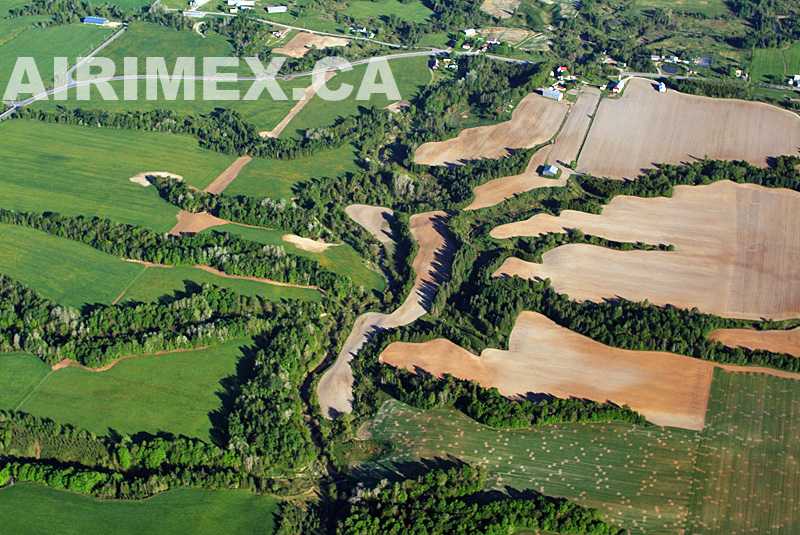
[267,5,287,13]
[542,164,559,177]
[542,88,563,101]
[83,16,108,25]
[658,82,666,93]
[462,28,476,37]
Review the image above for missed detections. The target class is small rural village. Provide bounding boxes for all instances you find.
[0,0,799,533]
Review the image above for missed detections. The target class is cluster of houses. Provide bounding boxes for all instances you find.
[349,25,375,39]
[541,66,573,101]
[429,56,458,71]
[787,75,800,87]
[223,1,287,14]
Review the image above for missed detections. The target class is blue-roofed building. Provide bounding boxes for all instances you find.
[83,16,108,25]
[542,164,559,178]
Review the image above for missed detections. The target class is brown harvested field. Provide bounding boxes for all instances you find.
[203,155,251,194]
[317,211,455,418]
[478,26,530,45]
[491,181,800,320]
[466,87,600,210]
[272,32,350,58]
[282,234,339,253]
[480,0,521,18]
[709,327,800,357]
[414,92,567,167]
[381,311,716,429]
[345,204,396,247]
[168,210,229,236]
[578,78,800,179]
[259,72,335,138]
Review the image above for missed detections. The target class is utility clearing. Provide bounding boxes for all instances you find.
[202,156,251,195]
[414,92,567,166]
[466,87,600,210]
[259,73,336,138]
[381,311,716,430]
[345,204,396,247]
[709,327,800,358]
[492,181,800,321]
[271,32,350,58]
[317,211,455,418]
[578,78,800,179]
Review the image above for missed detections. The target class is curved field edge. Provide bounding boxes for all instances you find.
[0,484,279,535]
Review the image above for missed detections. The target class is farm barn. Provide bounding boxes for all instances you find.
[83,16,108,25]
[542,88,562,101]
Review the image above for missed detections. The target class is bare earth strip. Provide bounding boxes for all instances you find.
[317,211,455,418]
[480,0,521,18]
[282,234,339,252]
[709,327,800,358]
[478,27,530,45]
[272,32,350,58]
[414,92,567,167]
[202,155,252,194]
[128,171,183,187]
[492,181,800,321]
[259,72,335,138]
[381,311,715,429]
[465,87,600,210]
[168,211,230,236]
[121,259,320,291]
[345,204,396,247]
[578,78,800,179]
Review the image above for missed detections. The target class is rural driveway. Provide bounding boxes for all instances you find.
[317,210,455,418]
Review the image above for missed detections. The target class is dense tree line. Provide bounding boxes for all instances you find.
[0,209,357,296]
[339,465,625,535]
[510,228,673,264]
[662,78,753,100]
[7,0,124,25]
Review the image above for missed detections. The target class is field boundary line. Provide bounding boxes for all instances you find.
[572,88,603,167]
[111,265,150,306]
[15,369,54,411]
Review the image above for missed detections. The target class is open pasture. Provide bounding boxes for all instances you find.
[415,92,567,166]
[0,485,279,535]
[366,399,698,535]
[8,340,251,440]
[381,311,716,430]
[0,24,112,94]
[492,181,800,321]
[121,265,322,303]
[284,56,431,137]
[0,120,236,231]
[0,223,146,309]
[685,369,800,534]
[708,327,800,358]
[0,353,50,409]
[633,0,729,15]
[204,223,385,292]
[224,145,359,199]
[577,78,800,179]
[346,0,433,22]
[751,41,800,85]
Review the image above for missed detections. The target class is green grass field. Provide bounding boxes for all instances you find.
[7,339,251,440]
[752,41,800,84]
[0,352,50,408]
[122,265,322,303]
[0,485,279,535]
[225,145,360,199]
[367,400,697,535]
[633,0,730,16]
[345,0,433,22]
[284,56,431,137]
[0,24,113,94]
[203,223,385,292]
[0,119,236,231]
[0,14,51,48]
[0,223,146,309]
[685,369,800,534]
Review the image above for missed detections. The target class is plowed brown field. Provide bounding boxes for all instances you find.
[709,327,800,357]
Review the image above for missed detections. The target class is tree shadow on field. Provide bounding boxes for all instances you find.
[350,455,468,485]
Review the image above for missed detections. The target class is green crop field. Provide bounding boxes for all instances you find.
[685,369,800,534]
[121,265,323,303]
[31,78,310,131]
[0,119,236,231]
[204,223,386,292]
[0,24,113,94]
[0,14,51,47]
[0,352,50,409]
[366,400,698,535]
[225,145,360,199]
[284,56,432,137]
[345,0,433,22]
[0,223,146,309]
[752,41,800,84]
[0,485,279,535]
[8,339,251,440]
